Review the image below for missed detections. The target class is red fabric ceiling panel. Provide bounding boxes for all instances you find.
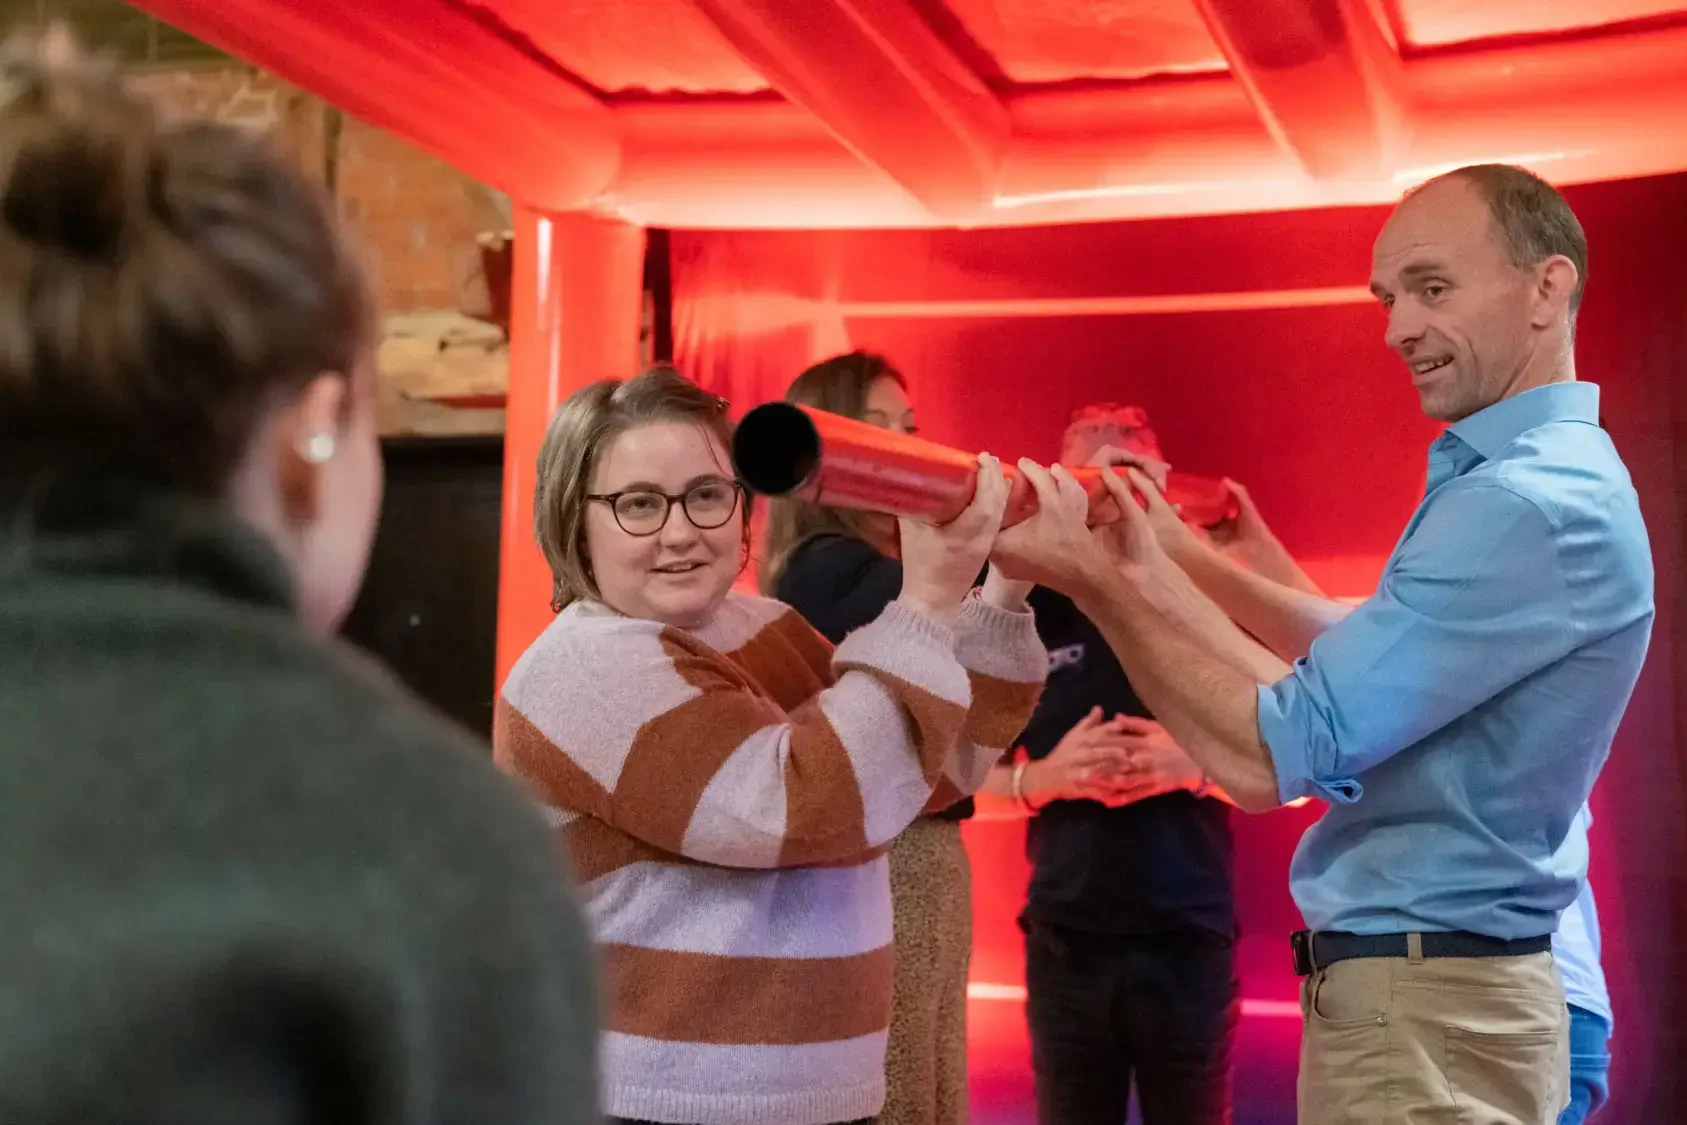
[129,0,1687,227]
[687,0,1011,220]
[939,0,1227,83]
[1394,0,1687,48]
[494,0,770,95]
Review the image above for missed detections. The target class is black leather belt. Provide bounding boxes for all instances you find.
[1290,930,1552,976]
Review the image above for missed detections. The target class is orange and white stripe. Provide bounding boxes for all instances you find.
[497,589,1046,1124]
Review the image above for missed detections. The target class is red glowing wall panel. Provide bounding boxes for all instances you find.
[674,172,1687,1122]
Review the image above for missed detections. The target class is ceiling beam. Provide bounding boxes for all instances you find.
[1191,0,1405,181]
[687,0,1010,221]
[125,0,622,212]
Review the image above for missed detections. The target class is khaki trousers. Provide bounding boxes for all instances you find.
[1298,949,1568,1124]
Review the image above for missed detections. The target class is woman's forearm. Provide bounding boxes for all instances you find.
[972,764,1029,821]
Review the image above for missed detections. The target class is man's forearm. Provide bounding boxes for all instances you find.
[1224,530,1326,598]
[1174,544,1352,662]
[1073,560,1290,812]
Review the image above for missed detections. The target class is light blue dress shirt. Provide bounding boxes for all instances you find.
[1555,805,1612,1025]
[1259,382,1653,938]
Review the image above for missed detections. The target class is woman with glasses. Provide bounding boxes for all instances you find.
[495,365,1052,1125]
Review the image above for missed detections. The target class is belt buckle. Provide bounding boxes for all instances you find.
[1290,930,1316,976]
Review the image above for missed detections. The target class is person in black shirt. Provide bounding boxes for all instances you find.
[766,352,1036,1125]
[976,405,1319,1125]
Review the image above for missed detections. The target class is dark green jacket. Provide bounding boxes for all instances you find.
[0,478,600,1125]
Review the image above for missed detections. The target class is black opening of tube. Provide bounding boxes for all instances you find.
[732,402,821,497]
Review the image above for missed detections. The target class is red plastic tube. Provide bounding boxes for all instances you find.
[733,402,1237,529]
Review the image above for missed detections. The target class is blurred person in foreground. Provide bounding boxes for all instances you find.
[0,29,598,1125]
[988,165,1652,1124]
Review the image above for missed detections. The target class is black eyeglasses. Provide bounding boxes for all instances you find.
[587,479,745,537]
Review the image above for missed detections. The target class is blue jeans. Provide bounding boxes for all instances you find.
[1558,1004,1612,1124]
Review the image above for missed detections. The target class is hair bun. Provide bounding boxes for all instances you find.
[0,26,156,261]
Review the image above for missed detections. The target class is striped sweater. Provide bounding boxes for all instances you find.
[497,589,1046,1125]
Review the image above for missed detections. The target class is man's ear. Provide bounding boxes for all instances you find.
[1533,254,1580,330]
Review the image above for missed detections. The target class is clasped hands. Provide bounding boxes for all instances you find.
[1022,705,1205,808]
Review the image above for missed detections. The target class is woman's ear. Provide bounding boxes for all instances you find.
[276,374,350,527]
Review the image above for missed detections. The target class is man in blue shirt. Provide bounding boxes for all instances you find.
[990,164,1653,1124]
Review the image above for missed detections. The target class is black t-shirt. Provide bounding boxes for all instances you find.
[774,533,973,821]
[1016,586,1236,938]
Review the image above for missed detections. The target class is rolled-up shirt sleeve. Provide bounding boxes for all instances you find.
[1259,482,1577,805]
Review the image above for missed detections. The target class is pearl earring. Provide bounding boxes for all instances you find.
[300,433,336,464]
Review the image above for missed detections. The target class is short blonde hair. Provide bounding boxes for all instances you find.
[534,365,743,612]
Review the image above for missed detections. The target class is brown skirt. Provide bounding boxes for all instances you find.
[879,815,972,1125]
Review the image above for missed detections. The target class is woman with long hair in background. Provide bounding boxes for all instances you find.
[763,351,1013,1125]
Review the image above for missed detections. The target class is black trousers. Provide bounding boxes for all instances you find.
[1023,921,1240,1125]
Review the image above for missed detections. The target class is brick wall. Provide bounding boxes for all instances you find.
[132,65,518,434]
[337,118,509,315]
[134,66,509,318]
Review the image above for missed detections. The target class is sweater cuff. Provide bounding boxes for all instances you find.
[876,596,960,649]
[953,592,1048,685]
[833,598,971,706]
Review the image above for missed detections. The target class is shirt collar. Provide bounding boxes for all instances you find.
[0,473,295,613]
[1447,381,1600,461]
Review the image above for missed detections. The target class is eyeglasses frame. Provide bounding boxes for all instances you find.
[585,478,747,537]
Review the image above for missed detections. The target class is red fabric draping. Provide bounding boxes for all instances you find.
[673,173,1687,1122]
[496,212,647,689]
[672,233,854,410]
